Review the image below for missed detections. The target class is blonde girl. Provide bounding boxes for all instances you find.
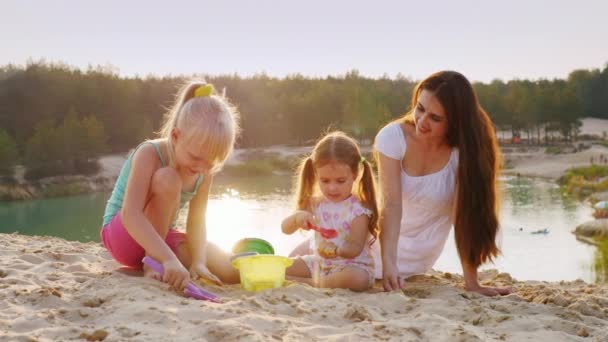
[100,81,240,290]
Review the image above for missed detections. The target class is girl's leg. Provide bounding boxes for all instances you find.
[173,240,240,284]
[286,258,314,285]
[286,258,312,278]
[204,242,240,284]
[317,267,371,292]
[288,239,312,257]
[140,167,181,278]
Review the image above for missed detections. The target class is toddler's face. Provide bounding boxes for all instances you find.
[316,162,355,203]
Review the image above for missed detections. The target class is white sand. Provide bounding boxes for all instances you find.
[500,118,608,179]
[504,145,608,179]
[1,233,606,341]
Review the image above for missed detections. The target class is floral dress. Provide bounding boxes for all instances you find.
[300,195,375,286]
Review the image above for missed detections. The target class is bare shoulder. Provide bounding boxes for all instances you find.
[130,142,162,170]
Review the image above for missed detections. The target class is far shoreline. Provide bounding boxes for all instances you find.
[3,140,608,202]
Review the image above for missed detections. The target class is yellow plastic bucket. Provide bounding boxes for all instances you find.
[231,255,293,292]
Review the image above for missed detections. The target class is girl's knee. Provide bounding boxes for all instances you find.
[339,268,372,292]
[351,273,373,292]
[151,167,182,197]
[210,263,239,284]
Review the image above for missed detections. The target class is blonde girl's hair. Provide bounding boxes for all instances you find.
[158,80,240,173]
[294,131,379,241]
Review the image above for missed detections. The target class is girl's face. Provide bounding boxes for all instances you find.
[413,89,449,141]
[316,161,356,203]
[171,128,213,176]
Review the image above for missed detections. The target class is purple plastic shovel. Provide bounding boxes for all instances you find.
[142,256,222,303]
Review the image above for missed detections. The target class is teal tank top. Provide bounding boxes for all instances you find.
[102,141,203,227]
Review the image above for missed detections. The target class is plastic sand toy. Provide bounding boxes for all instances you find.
[231,254,293,292]
[307,222,338,239]
[232,238,275,255]
[142,256,222,303]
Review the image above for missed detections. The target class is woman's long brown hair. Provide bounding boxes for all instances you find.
[405,71,501,268]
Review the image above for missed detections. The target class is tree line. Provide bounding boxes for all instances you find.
[0,61,607,180]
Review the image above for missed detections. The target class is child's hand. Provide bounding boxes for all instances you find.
[317,240,338,259]
[162,258,190,290]
[294,210,316,230]
[190,262,222,286]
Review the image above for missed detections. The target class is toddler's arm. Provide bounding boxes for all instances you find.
[336,215,369,259]
[282,210,314,234]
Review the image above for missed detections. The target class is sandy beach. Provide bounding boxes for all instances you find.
[501,118,608,179]
[502,144,608,180]
[1,233,607,341]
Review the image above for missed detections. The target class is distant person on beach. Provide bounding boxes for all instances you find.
[373,71,510,296]
[282,132,379,291]
[100,81,240,290]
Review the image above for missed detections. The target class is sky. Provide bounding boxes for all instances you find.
[1,0,607,83]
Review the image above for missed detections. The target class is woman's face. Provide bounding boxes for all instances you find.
[413,89,449,141]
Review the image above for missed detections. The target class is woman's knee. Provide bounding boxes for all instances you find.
[150,167,181,199]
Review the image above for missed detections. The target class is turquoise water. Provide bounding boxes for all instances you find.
[0,175,605,283]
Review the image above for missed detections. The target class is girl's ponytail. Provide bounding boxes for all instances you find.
[159,81,206,139]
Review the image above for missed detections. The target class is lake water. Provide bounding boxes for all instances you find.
[1,175,605,283]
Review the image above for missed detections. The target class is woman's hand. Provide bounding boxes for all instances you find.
[382,260,404,291]
[465,283,512,297]
[190,261,222,286]
[317,239,338,259]
[162,258,191,290]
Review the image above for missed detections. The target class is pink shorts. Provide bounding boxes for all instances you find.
[100,212,187,269]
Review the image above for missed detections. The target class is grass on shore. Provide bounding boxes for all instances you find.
[595,238,608,283]
[560,165,608,198]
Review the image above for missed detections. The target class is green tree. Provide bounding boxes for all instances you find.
[0,129,18,178]
[24,119,63,179]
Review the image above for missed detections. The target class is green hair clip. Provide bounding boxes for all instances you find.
[194,84,214,97]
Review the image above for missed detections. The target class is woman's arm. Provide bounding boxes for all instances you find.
[122,145,177,264]
[376,152,404,291]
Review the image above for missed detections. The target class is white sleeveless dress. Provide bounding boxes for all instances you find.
[372,122,459,278]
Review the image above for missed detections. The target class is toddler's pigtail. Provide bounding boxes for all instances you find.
[295,157,316,211]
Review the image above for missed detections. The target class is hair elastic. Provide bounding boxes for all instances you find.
[194,84,214,97]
